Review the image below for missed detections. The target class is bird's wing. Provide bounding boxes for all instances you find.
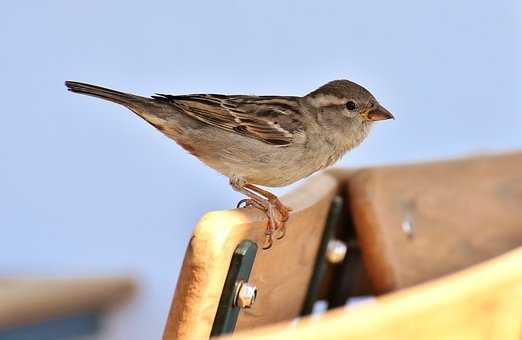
[152,94,305,146]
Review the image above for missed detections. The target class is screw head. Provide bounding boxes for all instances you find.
[326,239,347,264]
[234,281,257,308]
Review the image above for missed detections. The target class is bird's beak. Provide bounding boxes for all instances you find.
[364,105,395,121]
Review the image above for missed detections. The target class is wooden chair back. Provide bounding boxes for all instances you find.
[164,151,522,339]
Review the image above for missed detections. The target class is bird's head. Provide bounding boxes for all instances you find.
[304,80,394,123]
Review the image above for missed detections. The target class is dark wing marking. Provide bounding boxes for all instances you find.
[152,94,304,146]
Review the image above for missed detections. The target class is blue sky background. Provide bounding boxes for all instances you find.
[1,1,520,338]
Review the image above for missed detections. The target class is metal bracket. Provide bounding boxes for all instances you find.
[300,195,344,315]
[210,240,257,337]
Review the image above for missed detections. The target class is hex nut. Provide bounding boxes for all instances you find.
[326,239,348,264]
[234,281,257,308]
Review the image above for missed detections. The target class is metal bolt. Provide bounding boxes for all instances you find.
[326,239,347,264]
[234,281,257,308]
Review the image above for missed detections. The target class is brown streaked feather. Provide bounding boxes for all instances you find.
[152,94,304,146]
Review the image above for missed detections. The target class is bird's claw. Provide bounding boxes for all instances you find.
[264,200,290,246]
[236,199,247,209]
[263,232,273,249]
[275,225,286,239]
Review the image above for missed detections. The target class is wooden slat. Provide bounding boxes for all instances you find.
[345,152,522,293]
[0,277,135,329]
[163,174,339,340]
[220,246,522,340]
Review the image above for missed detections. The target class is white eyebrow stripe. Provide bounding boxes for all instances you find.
[307,94,346,107]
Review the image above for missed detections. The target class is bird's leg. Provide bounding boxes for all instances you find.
[230,180,291,249]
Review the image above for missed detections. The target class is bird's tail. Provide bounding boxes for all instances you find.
[65,81,153,112]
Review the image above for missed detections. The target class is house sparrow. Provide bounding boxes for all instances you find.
[65,80,394,249]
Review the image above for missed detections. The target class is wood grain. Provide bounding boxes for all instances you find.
[163,173,339,340]
[0,277,135,329]
[346,152,522,293]
[220,246,522,340]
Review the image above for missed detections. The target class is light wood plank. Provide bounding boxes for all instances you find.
[221,246,522,340]
[344,152,522,292]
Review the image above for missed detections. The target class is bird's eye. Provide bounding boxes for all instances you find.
[345,100,357,111]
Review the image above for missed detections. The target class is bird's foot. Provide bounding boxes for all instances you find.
[232,182,292,249]
[236,197,290,249]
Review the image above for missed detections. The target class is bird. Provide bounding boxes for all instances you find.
[65,79,394,249]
